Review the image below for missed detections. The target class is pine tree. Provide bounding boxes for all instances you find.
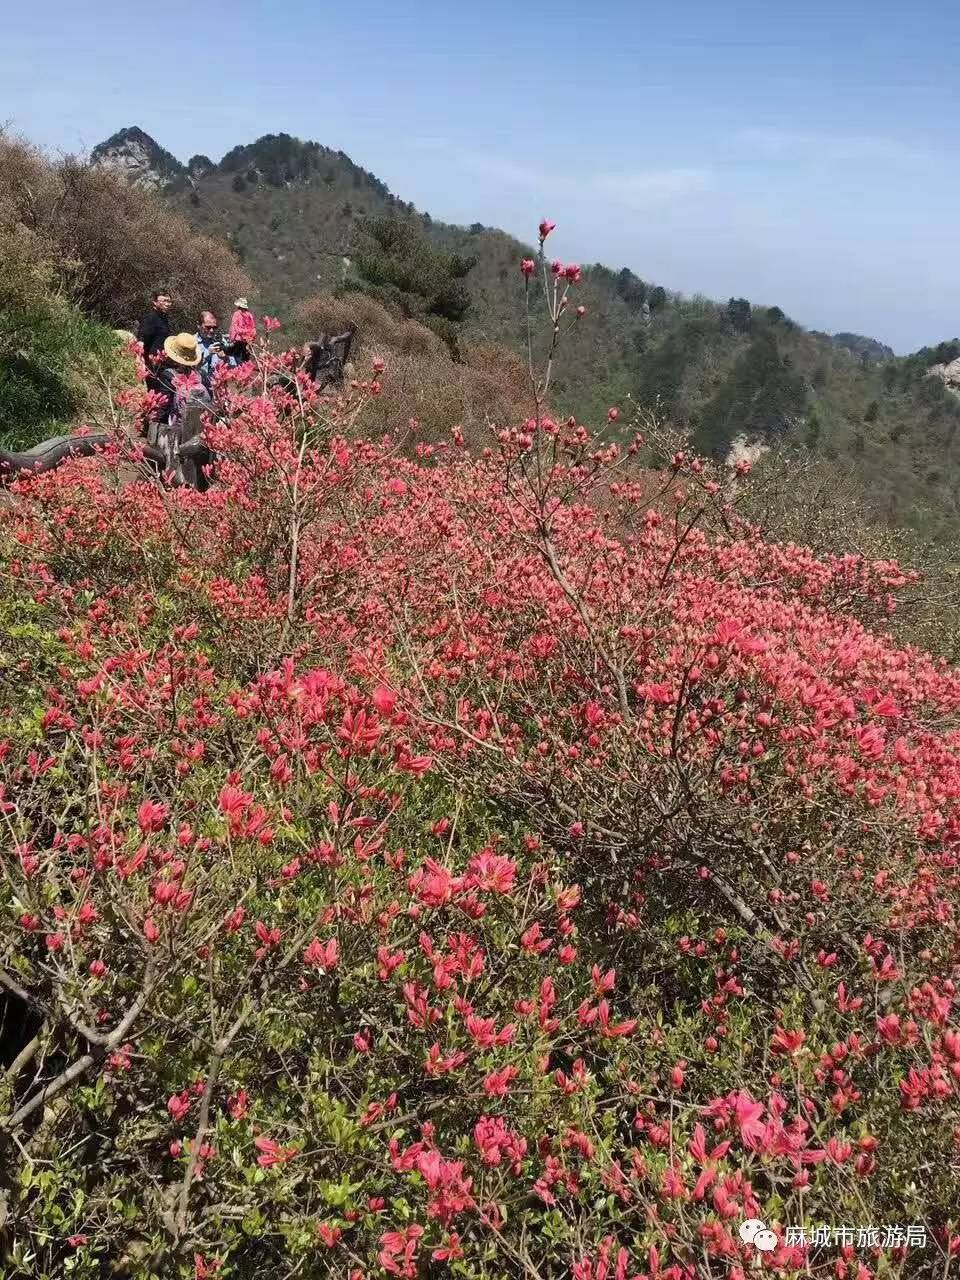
[343,217,475,357]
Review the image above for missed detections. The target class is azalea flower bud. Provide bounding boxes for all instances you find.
[137,799,169,833]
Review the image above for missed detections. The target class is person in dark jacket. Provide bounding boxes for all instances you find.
[138,291,173,364]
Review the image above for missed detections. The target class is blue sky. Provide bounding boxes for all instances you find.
[4,0,959,352]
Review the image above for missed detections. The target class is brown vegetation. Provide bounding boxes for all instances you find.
[0,134,249,331]
[295,292,532,446]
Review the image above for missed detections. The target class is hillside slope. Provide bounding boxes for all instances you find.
[92,127,960,540]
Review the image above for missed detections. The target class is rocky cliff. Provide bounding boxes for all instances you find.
[90,126,186,190]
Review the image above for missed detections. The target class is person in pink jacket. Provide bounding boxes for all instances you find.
[228,297,256,362]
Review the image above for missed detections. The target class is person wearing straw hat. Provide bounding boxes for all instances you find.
[163,332,202,369]
[145,332,208,427]
[228,296,256,364]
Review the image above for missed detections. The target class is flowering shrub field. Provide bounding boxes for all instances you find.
[1,230,959,1279]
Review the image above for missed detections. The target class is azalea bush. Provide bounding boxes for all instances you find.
[1,224,959,1280]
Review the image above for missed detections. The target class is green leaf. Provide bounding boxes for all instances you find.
[320,1176,362,1207]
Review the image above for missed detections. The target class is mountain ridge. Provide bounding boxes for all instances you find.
[90,124,894,359]
[89,125,960,542]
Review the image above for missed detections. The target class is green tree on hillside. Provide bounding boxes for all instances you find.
[616,267,648,311]
[693,330,807,458]
[634,327,704,415]
[220,133,323,186]
[726,297,752,333]
[343,216,476,357]
[892,339,960,390]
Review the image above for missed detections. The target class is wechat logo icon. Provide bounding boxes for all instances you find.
[739,1219,778,1253]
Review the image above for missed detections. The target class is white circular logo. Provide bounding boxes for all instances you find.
[739,1219,777,1252]
[754,1229,778,1253]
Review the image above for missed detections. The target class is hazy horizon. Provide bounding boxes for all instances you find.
[5,0,959,354]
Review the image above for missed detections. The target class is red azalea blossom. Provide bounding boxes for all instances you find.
[254,1136,299,1168]
[379,1224,424,1277]
[304,935,340,969]
[137,798,169,832]
[318,1223,343,1247]
[1,215,958,1280]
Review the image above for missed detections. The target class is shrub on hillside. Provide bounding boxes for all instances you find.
[0,230,958,1279]
[0,211,130,446]
[296,293,531,445]
[678,431,960,663]
[296,292,445,359]
[0,135,250,331]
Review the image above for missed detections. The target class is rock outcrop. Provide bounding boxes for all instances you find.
[726,434,770,471]
[928,355,960,397]
[90,127,185,191]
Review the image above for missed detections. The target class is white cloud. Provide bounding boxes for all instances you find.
[405,141,713,209]
[453,149,548,188]
[593,167,713,207]
[734,127,935,164]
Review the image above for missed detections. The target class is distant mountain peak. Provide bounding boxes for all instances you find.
[89,126,393,202]
[90,126,186,190]
[831,332,895,363]
[187,153,215,179]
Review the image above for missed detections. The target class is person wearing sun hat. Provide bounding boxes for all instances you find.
[228,296,256,363]
[143,332,209,428]
[163,332,202,368]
